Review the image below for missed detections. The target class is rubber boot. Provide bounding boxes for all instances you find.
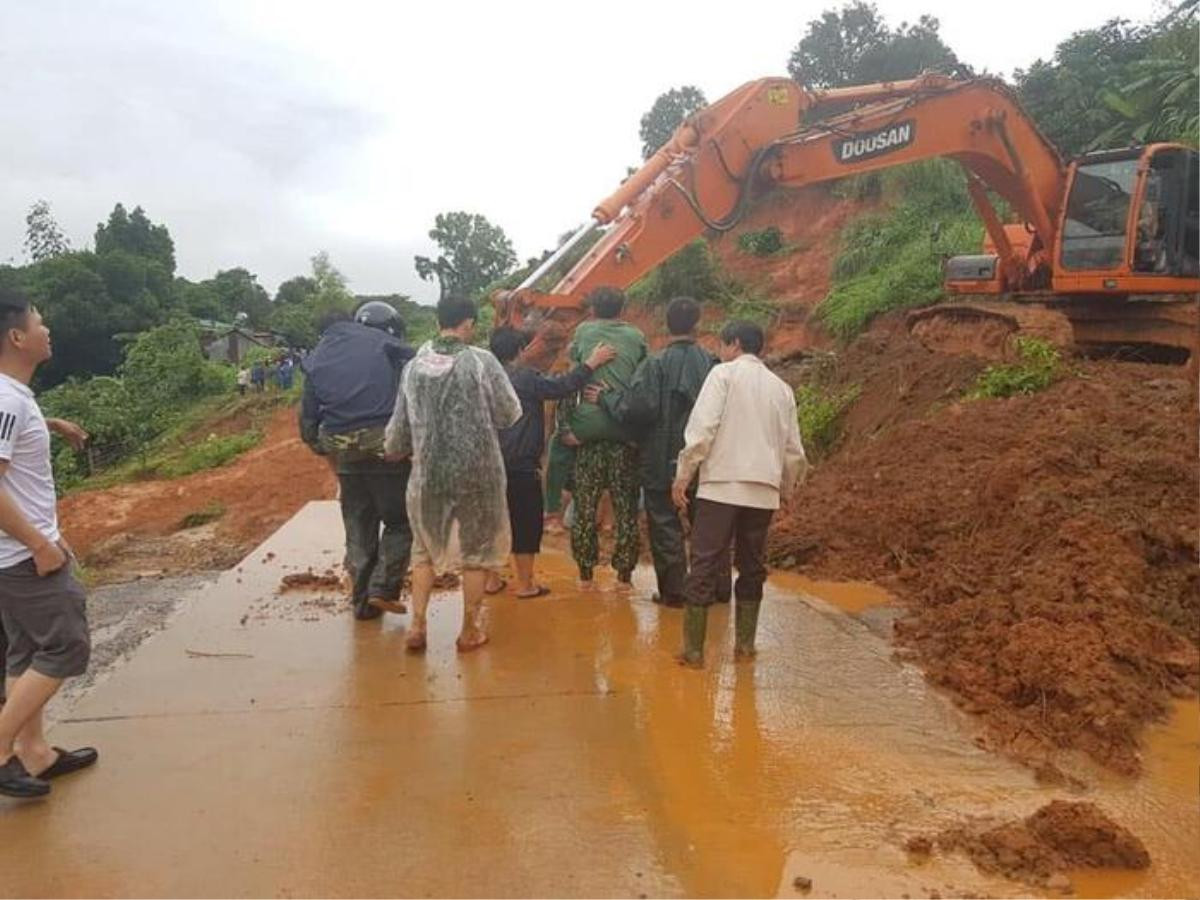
[734,598,762,659]
[677,604,708,668]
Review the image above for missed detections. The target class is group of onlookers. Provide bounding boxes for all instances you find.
[301,287,807,667]
[237,354,297,395]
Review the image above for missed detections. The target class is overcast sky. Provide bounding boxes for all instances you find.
[1,0,1162,303]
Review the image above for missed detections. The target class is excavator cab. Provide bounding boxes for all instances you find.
[1054,144,1199,291]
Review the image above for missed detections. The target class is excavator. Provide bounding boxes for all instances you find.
[495,73,1198,365]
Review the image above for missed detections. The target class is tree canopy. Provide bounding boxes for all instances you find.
[414,211,516,300]
[24,201,71,262]
[639,86,708,159]
[787,2,963,89]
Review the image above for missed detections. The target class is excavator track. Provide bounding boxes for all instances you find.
[907,294,1199,364]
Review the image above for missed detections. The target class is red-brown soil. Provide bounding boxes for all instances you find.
[768,316,1199,775]
[61,406,337,582]
[914,800,1151,888]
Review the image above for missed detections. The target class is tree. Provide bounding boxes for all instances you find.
[94,203,176,276]
[268,252,357,347]
[208,268,273,327]
[639,86,708,159]
[414,212,516,300]
[275,275,318,305]
[786,2,962,89]
[24,200,71,262]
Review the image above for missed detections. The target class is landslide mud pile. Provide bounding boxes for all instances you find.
[769,319,1199,774]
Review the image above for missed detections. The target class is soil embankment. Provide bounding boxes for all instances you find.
[768,317,1199,775]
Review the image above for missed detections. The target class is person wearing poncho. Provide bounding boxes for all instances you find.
[384,296,521,653]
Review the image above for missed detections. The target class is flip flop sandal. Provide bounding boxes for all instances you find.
[455,633,490,653]
[484,579,507,595]
[515,585,551,598]
[36,747,98,780]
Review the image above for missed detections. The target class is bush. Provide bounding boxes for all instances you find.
[178,501,227,529]
[969,337,1061,399]
[628,239,722,307]
[155,431,261,478]
[819,160,984,340]
[795,383,860,457]
[737,226,785,257]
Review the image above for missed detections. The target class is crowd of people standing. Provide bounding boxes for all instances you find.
[300,287,807,666]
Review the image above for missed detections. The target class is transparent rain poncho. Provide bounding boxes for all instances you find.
[385,337,521,573]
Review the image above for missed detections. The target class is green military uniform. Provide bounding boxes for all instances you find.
[566,319,647,581]
[602,337,728,605]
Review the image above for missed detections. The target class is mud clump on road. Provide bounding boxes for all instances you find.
[916,800,1150,888]
[279,570,343,592]
[769,319,1199,774]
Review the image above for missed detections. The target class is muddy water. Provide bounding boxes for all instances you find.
[1,503,1194,898]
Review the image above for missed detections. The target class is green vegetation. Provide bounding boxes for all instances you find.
[795,383,861,458]
[737,227,785,257]
[818,160,981,340]
[157,431,262,478]
[968,337,1062,399]
[639,86,707,159]
[178,501,228,530]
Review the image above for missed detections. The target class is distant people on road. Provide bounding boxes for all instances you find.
[671,320,808,668]
[277,357,295,391]
[587,296,729,608]
[486,326,616,598]
[250,360,266,392]
[300,302,415,621]
[384,295,521,653]
[561,286,647,593]
[236,365,250,396]
[0,287,97,799]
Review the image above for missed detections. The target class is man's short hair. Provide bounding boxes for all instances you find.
[665,297,701,336]
[489,326,529,363]
[587,286,626,319]
[0,287,32,353]
[437,295,477,329]
[719,319,765,355]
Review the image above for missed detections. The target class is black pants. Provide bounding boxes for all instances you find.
[338,465,413,606]
[684,499,773,608]
[644,488,732,605]
[506,469,544,555]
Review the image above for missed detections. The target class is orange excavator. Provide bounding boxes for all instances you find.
[495,73,1198,364]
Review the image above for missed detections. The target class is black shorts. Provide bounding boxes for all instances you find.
[506,469,544,556]
[0,558,90,679]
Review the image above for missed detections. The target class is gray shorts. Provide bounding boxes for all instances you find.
[0,558,90,679]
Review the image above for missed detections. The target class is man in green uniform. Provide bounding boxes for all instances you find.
[588,297,727,607]
[564,287,647,591]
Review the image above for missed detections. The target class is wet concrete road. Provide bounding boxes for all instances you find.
[0,502,1195,898]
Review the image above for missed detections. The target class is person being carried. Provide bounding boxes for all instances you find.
[586,296,728,608]
[563,286,647,592]
[0,288,97,799]
[384,296,521,653]
[300,302,415,621]
[486,327,615,598]
[671,320,807,668]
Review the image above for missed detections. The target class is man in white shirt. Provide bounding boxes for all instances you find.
[671,320,807,668]
[0,289,97,798]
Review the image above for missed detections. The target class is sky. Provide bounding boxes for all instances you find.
[1,0,1165,303]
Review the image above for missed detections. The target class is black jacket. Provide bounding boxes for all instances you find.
[499,362,595,472]
[299,322,414,447]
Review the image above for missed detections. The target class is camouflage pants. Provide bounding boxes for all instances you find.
[570,441,640,580]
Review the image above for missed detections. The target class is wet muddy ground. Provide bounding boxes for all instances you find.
[1,502,1195,898]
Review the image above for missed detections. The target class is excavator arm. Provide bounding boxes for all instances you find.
[497,75,1068,362]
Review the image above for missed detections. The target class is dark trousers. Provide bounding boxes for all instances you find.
[338,465,413,605]
[684,499,773,608]
[644,488,732,604]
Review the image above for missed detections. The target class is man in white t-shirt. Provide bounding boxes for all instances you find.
[671,320,808,668]
[0,288,96,798]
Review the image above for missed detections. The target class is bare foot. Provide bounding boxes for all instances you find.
[455,631,490,653]
[577,579,596,593]
[368,597,408,615]
[405,629,427,653]
[675,652,704,669]
[613,579,634,594]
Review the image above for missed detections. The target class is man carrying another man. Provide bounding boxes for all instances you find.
[300,301,415,621]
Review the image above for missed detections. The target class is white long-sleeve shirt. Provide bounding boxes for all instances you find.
[675,353,807,510]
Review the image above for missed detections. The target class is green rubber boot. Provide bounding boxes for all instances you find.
[677,604,708,668]
[734,598,762,659]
